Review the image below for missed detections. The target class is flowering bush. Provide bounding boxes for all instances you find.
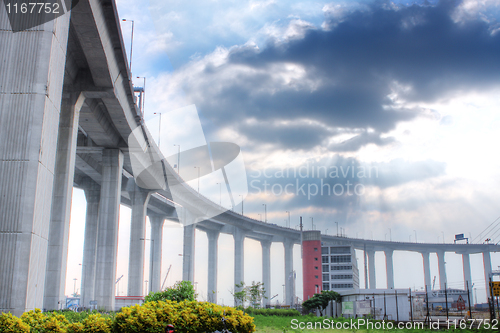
[0,299,254,333]
[0,312,30,333]
[114,300,255,333]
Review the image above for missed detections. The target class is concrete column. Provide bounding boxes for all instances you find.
[0,8,71,316]
[94,149,124,311]
[149,215,165,293]
[43,91,85,310]
[421,252,431,291]
[284,240,294,305]
[367,250,376,289]
[182,224,196,282]
[483,251,492,298]
[127,184,151,297]
[462,253,472,291]
[261,240,272,307]
[437,251,447,290]
[80,178,100,309]
[206,230,220,303]
[234,227,245,300]
[385,250,394,289]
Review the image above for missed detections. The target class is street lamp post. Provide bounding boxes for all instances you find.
[136,76,146,113]
[414,230,417,243]
[216,182,222,206]
[286,211,290,228]
[194,167,200,194]
[335,222,339,236]
[153,112,162,148]
[263,204,267,222]
[121,19,134,73]
[239,195,243,215]
[388,228,392,241]
[310,217,314,230]
[73,278,77,296]
[173,144,180,174]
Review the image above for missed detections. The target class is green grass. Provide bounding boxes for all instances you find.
[252,314,491,333]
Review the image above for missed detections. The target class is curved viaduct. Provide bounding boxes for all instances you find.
[1,0,499,316]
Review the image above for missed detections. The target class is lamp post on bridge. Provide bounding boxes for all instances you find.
[153,112,162,149]
[286,211,290,228]
[121,19,134,73]
[194,166,200,194]
[263,204,267,222]
[174,144,180,174]
[136,76,146,113]
[239,195,243,215]
[216,182,222,206]
[335,221,339,236]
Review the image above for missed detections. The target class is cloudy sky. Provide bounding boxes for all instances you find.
[65,0,500,304]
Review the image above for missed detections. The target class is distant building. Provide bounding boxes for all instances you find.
[302,231,360,301]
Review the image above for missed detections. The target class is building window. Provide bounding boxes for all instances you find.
[331,283,353,289]
[331,274,353,280]
[315,266,319,270]
[321,247,329,255]
[331,255,351,263]
[323,283,330,291]
[314,257,318,261]
[323,274,330,281]
[314,248,318,251]
[322,256,329,263]
[322,265,329,272]
[331,265,352,271]
[315,275,319,279]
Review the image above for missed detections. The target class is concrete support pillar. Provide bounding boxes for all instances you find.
[233,227,245,302]
[0,9,71,316]
[182,223,196,282]
[385,250,394,289]
[44,91,85,310]
[367,250,376,289]
[284,240,294,305]
[437,251,447,290]
[421,252,431,291]
[462,253,472,291]
[261,240,272,307]
[80,179,100,309]
[149,215,165,293]
[127,184,151,296]
[94,149,124,311]
[483,251,492,298]
[206,230,220,303]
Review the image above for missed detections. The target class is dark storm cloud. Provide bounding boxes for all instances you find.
[238,121,333,150]
[186,0,500,150]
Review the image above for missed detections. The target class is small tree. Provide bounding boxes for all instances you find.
[232,281,247,307]
[144,280,197,303]
[247,281,266,308]
[302,290,341,316]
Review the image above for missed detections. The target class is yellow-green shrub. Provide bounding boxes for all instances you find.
[114,300,255,333]
[0,312,30,333]
[80,313,112,333]
[21,309,70,333]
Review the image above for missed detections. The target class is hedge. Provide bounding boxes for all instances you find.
[0,301,255,333]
